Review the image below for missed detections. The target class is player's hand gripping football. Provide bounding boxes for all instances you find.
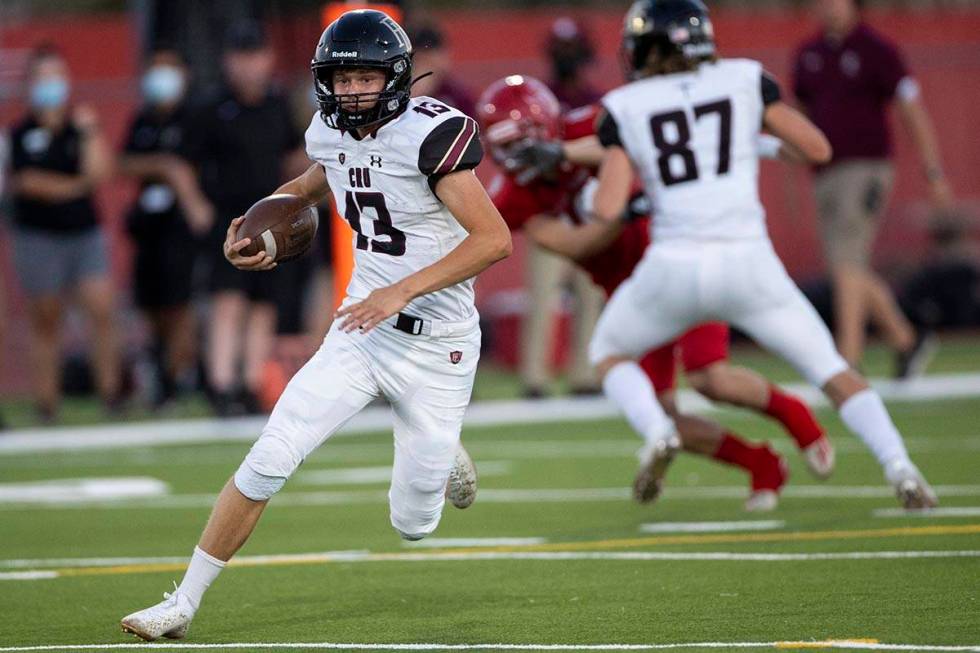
[335,283,413,334]
[223,217,277,271]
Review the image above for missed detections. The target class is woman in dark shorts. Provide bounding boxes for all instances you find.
[8,45,119,422]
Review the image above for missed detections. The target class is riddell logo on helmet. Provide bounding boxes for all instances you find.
[332,51,359,57]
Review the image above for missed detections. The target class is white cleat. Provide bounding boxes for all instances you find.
[446,443,477,509]
[632,433,681,504]
[120,586,194,641]
[885,459,939,510]
[802,435,835,480]
[744,490,779,512]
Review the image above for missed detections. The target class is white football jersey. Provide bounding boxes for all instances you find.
[600,58,777,242]
[305,96,483,322]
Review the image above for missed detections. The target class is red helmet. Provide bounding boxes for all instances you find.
[476,75,562,167]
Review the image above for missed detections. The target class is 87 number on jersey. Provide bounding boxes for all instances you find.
[344,191,406,256]
[649,99,732,186]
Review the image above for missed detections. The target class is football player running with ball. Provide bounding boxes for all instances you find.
[589,0,937,511]
[121,10,511,640]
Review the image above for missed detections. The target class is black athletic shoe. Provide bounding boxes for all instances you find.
[522,386,548,400]
[895,331,939,380]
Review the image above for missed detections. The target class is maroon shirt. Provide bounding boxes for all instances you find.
[792,23,910,165]
[430,77,476,116]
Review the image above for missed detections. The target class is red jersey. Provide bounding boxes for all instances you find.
[488,105,649,296]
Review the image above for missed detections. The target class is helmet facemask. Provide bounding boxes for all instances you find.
[312,57,412,131]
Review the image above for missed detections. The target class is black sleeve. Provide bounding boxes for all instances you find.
[418,115,483,193]
[761,71,782,106]
[596,109,623,148]
[178,103,213,163]
[123,113,146,154]
[9,126,27,171]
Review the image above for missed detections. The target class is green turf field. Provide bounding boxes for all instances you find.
[1,382,979,651]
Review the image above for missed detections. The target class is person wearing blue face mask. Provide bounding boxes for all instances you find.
[7,44,120,424]
[119,47,213,410]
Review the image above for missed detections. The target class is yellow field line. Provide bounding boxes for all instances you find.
[445,523,980,554]
[775,639,879,649]
[41,523,980,579]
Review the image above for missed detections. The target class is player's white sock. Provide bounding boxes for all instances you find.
[176,546,226,611]
[602,361,675,444]
[838,388,910,468]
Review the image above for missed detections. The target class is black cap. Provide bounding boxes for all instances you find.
[408,24,445,50]
[224,19,267,52]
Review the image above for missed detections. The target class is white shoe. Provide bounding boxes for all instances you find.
[744,490,779,512]
[632,433,681,504]
[885,459,938,510]
[446,444,477,509]
[802,436,835,480]
[120,585,194,641]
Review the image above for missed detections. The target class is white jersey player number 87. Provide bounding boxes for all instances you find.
[589,0,937,512]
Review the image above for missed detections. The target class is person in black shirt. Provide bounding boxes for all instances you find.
[119,48,213,409]
[182,21,308,416]
[7,45,120,422]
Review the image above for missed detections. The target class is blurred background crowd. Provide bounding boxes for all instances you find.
[0,0,977,429]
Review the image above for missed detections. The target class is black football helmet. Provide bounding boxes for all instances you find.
[311,9,413,130]
[621,0,716,79]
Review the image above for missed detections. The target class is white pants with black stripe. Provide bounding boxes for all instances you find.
[241,317,481,539]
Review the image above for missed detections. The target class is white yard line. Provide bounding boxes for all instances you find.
[5,485,980,511]
[873,506,980,518]
[639,521,785,534]
[0,640,978,651]
[0,477,168,504]
[402,538,547,549]
[296,462,511,486]
[2,373,979,455]
[2,550,978,581]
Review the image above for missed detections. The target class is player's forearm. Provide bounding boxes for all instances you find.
[562,135,604,168]
[274,163,331,206]
[593,148,633,222]
[395,228,512,302]
[527,216,623,262]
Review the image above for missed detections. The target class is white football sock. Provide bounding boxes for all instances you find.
[176,546,226,611]
[838,388,910,468]
[602,361,675,444]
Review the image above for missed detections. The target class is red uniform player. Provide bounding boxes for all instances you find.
[479,75,833,509]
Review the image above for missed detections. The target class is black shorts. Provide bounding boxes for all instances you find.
[131,216,195,309]
[204,220,314,319]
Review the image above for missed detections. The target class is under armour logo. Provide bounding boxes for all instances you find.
[339,152,346,164]
[449,351,462,364]
[370,155,383,168]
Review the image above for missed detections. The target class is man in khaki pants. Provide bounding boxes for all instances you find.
[792,0,953,377]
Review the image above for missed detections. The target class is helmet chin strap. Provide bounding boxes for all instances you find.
[410,71,434,88]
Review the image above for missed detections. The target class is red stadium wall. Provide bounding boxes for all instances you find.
[1,8,979,392]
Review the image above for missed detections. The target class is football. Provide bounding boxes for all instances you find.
[237,194,319,263]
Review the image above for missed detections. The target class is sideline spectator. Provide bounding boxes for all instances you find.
[7,45,120,423]
[792,0,954,377]
[182,21,307,416]
[544,17,600,110]
[518,17,606,398]
[408,22,475,114]
[118,47,212,409]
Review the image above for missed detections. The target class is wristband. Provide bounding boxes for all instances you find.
[756,134,782,160]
